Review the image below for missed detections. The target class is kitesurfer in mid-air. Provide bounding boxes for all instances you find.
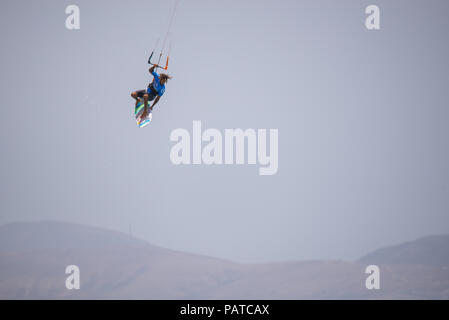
[131,65,172,120]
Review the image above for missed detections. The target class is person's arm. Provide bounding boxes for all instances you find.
[150,96,161,110]
[149,66,160,80]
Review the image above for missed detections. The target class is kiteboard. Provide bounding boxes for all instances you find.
[135,101,152,128]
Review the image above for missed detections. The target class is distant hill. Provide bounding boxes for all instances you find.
[358,235,449,267]
[0,221,448,299]
[0,221,151,251]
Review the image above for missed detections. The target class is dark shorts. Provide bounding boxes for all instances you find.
[135,89,156,101]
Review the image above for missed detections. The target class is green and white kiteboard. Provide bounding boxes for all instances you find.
[134,101,152,128]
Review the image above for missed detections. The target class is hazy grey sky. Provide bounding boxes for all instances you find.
[1,0,449,263]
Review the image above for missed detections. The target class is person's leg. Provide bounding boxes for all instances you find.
[139,93,156,121]
[142,93,149,116]
[132,90,144,107]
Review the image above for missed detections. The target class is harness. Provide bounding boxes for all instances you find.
[148,82,158,96]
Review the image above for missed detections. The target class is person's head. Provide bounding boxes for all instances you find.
[159,73,172,85]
